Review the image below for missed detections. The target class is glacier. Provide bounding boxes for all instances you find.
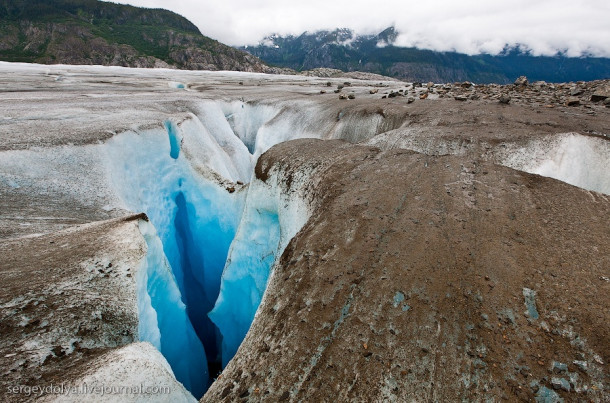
[1,63,609,401]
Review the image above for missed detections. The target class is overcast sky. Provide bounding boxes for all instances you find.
[113,0,610,57]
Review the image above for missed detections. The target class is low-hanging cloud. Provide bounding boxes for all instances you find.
[112,0,610,57]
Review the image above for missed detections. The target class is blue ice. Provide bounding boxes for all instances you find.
[209,201,281,367]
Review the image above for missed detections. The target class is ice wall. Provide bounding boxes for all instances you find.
[368,131,610,196]
[136,219,208,398]
[209,174,310,366]
[219,101,326,159]
[498,133,610,195]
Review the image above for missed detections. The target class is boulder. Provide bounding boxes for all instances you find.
[514,76,529,86]
[591,85,610,102]
[499,94,511,104]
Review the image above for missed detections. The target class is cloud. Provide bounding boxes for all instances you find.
[112,0,610,57]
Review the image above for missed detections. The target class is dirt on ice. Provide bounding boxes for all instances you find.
[204,139,610,402]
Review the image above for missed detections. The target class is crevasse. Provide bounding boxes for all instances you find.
[104,102,311,399]
[136,219,209,398]
[105,120,244,398]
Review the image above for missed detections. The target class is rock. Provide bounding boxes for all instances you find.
[337,84,344,90]
[566,97,580,106]
[339,94,348,100]
[604,98,610,106]
[591,85,610,102]
[369,89,379,94]
[533,81,547,89]
[473,358,487,369]
[454,96,467,101]
[570,87,584,96]
[552,361,568,374]
[419,93,428,99]
[347,94,355,99]
[551,377,570,392]
[536,386,562,402]
[343,82,351,87]
[320,90,326,94]
[326,82,332,87]
[514,76,529,86]
[499,95,511,104]
[497,309,516,325]
[573,360,588,373]
[460,82,473,88]
[407,97,415,104]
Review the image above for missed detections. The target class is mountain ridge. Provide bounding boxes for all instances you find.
[0,0,271,72]
[241,27,610,84]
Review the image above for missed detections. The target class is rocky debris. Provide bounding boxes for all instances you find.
[299,68,344,78]
[347,94,355,99]
[411,78,610,110]
[339,93,348,100]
